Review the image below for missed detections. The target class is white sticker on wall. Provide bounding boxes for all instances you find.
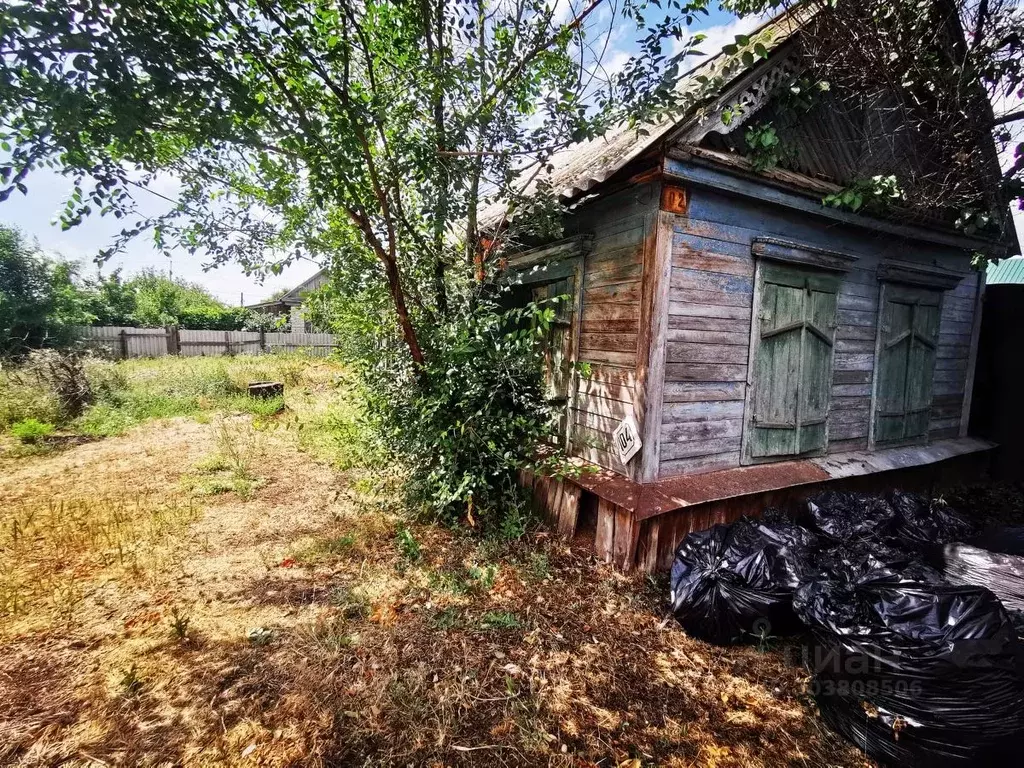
[612,417,642,465]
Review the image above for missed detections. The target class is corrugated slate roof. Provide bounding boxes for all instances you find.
[987,257,1024,284]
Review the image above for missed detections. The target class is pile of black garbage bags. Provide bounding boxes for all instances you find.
[669,490,1024,766]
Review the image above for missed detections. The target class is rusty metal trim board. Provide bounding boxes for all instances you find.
[811,436,995,479]
[556,437,994,523]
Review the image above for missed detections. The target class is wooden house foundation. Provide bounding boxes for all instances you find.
[524,437,993,572]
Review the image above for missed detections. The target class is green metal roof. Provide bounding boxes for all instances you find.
[987,257,1024,284]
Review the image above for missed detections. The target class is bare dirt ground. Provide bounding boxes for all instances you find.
[0,410,867,767]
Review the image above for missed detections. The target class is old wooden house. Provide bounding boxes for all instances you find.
[501,7,1018,570]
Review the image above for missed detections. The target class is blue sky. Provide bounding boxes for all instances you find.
[0,3,1019,305]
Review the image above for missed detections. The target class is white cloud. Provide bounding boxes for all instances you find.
[672,13,768,66]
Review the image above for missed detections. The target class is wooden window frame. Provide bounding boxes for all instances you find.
[868,259,965,450]
[741,238,857,465]
[506,254,586,453]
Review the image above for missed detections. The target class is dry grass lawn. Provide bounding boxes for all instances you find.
[0,358,867,767]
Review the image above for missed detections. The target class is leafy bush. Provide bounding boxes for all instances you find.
[85,268,256,330]
[9,418,55,443]
[1,226,93,358]
[359,295,558,533]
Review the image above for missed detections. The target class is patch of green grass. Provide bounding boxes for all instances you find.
[75,393,200,437]
[479,611,520,631]
[428,569,470,596]
[9,418,55,443]
[297,402,374,470]
[466,563,498,591]
[181,421,263,499]
[430,607,461,630]
[525,552,551,581]
[228,393,285,417]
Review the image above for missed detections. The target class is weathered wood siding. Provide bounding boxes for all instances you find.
[659,187,980,479]
[561,182,660,475]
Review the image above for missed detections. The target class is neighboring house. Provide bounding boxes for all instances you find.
[985,256,1024,285]
[246,269,329,332]
[497,6,1018,570]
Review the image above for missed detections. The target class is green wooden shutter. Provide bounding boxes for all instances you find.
[874,286,941,444]
[749,264,839,459]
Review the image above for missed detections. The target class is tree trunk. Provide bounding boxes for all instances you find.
[381,253,426,367]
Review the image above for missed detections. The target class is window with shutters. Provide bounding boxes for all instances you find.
[744,262,841,462]
[871,284,942,445]
[502,244,587,448]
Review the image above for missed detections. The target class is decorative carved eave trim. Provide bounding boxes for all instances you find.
[670,49,800,146]
[506,234,594,271]
[752,236,859,272]
[877,259,968,290]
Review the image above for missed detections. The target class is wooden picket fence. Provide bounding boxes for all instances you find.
[74,325,338,359]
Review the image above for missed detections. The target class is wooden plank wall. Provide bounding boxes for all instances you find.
[659,187,980,480]
[561,183,659,475]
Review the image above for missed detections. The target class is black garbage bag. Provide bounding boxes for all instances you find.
[813,539,944,586]
[669,517,817,645]
[804,491,899,544]
[795,577,1024,767]
[887,490,974,546]
[934,540,1024,612]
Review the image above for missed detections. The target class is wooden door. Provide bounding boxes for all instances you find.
[748,264,839,460]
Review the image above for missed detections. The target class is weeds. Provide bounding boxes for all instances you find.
[9,417,55,443]
[430,606,461,630]
[0,493,199,627]
[293,532,359,565]
[169,607,191,641]
[118,664,144,698]
[525,552,551,581]
[182,419,262,498]
[466,563,498,591]
[247,627,274,646]
[395,527,421,564]
[329,584,370,619]
[479,611,520,630]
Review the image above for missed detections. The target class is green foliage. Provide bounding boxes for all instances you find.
[83,268,255,330]
[478,610,520,630]
[430,607,461,630]
[823,175,905,212]
[0,226,93,358]
[395,527,421,563]
[743,123,787,172]
[525,552,551,581]
[168,607,191,641]
[9,418,55,443]
[118,664,144,697]
[361,294,558,532]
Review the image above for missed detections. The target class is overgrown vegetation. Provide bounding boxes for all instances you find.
[0,225,265,359]
[0,225,91,357]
